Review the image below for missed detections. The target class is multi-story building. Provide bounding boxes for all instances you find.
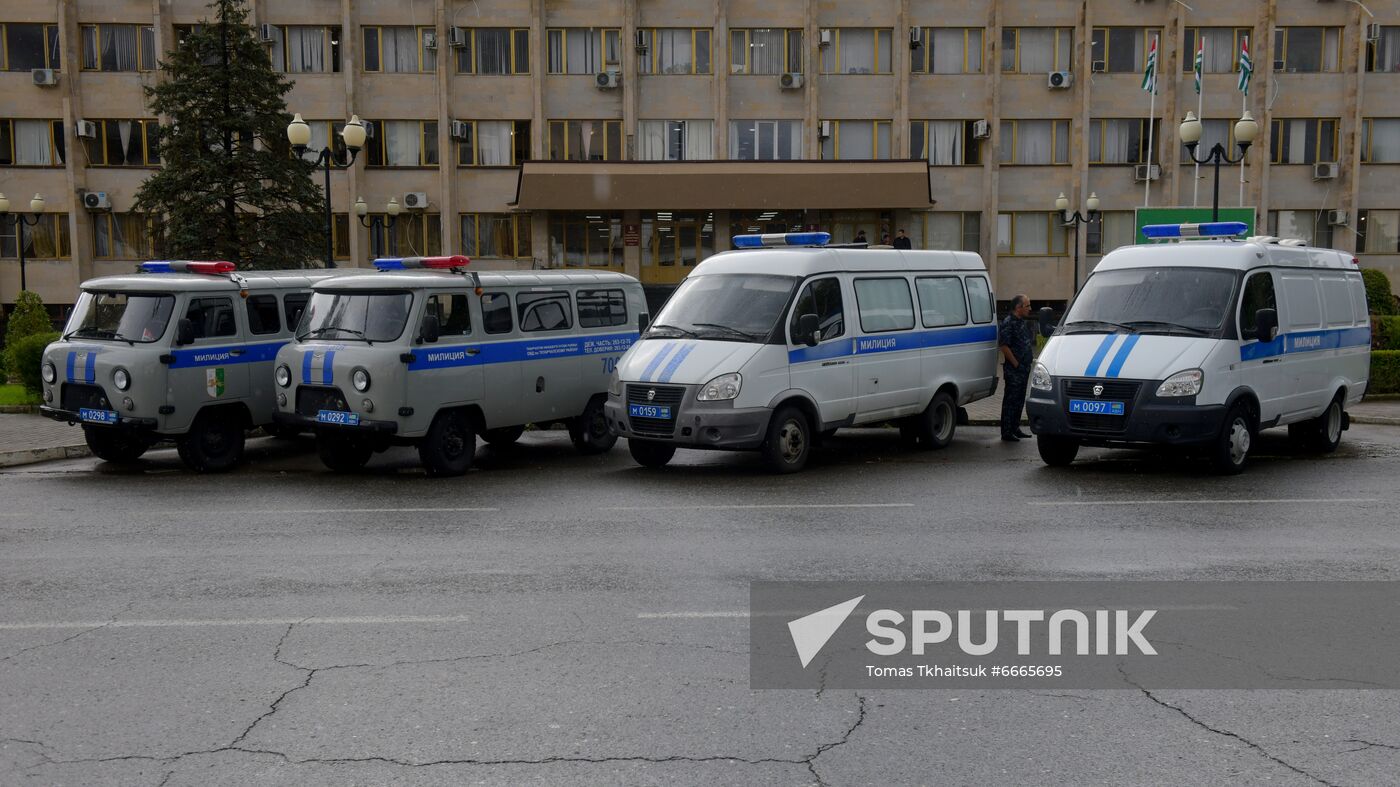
[2,0,1398,314]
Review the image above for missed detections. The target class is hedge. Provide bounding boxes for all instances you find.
[1362,268,1397,316]
[1374,316,1400,351]
[1373,351,1400,395]
[4,331,59,395]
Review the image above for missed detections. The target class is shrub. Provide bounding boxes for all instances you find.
[1371,351,1400,395]
[1373,316,1400,351]
[1361,269,1397,316]
[3,291,53,344]
[5,331,59,395]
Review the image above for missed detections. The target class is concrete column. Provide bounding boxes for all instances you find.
[59,0,92,283]
[806,0,818,161]
[1252,0,1276,219]
[623,0,637,160]
[894,0,910,157]
[344,0,363,266]
[623,209,641,278]
[981,0,1001,289]
[1341,4,1367,254]
[1161,2,1184,206]
[531,0,545,161]
[715,0,727,160]
[1072,0,1090,297]
[435,0,454,255]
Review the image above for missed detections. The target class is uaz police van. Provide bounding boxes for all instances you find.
[39,261,343,471]
[605,232,1000,473]
[1027,222,1371,474]
[272,255,646,476]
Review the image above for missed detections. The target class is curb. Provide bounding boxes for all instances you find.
[1351,415,1400,426]
[0,405,40,414]
[0,444,91,469]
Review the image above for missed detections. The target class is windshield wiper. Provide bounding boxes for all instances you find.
[67,327,133,344]
[691,322,764,341]
[1062,320,1139,334]
[299,326,374,344]
[646,324,699,339]
[1122,320,1212,336]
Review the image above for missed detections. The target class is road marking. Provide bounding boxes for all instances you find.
[637,611,751,619]
[603,503,915,511]
[0,614,474,631]
[1029,498,1379,507]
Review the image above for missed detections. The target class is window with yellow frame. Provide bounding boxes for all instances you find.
[549,212,622,269]
[1000,27,1072,73]
[93,213,158,259]
[462,213,532,258]
[819,120,891,160]
[1361,118,1400,163]
[1,213,69,259]
[0,119,66,166]
[637,29,712,74]
[1088,119,1159,165]
[365,120,439,167]
[83,119,161,167]
[369,212,442,258]
[819,28,893,74]
[456,120,531,166]
[362,26,436,73]
[728,28,802,74]
[1182,28,1252,73]
[996,212,1068,256]
[1,23,61,71]
[1269,118,1338,165]
[1273,27,1342,73]
[998,119,1070,165]
[547,28,621,74]
[1090,27,1162,74]
[547,120,622,161]
[455,28,530,74]
[80,24,156,72]
[332,214,350,260]
[910,28,983,74]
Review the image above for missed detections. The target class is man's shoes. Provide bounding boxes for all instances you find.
[1013,430,1032,439]
[1001,433,1020,442]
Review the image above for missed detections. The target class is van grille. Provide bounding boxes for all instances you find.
[297,385,349,416]
[626,384,684,437]
[1062,379,1142,434]
[62,383,111,412]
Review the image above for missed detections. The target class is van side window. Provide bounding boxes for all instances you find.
[426,293,472,338]
[518,292,572,332]
[283,293,310,332]
[790,278,844,342]
[965,276,993,324]
[184,296,237,339]
[854,278,915,333]
[1239,272,1276,339]
[916,277,968,328]
[481,293,513,334]
[245,294,281,335]
[1319,276,1354,327]
[1281,274,1321,330]
[577,289,628,328]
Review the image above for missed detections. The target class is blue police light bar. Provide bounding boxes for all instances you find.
[731,232,832,248]
[1141,222,1249,240]
[139,260,236,274]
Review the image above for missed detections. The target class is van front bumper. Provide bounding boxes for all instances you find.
[273,411,399,435]
[1027,378,1226,447]
[605,393,771,450]
[40,406,159,431]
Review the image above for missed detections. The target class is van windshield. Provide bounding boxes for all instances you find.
[297,290,412,343]
[1063,267,1238,337]
[647,274,798,342]
[65,291,175,343]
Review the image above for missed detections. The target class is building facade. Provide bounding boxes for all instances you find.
[2,0,1399,312]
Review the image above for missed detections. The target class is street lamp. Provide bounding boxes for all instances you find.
[1055,191,1099,294]
[354,196,400,257]
[1179,110,1259,222]
[287,113,367,268]
[0,193,46,292]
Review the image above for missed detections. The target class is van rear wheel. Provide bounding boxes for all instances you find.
[83,427,150,465]
[316,433,374,472]
[628,439,676,468]
[1288,394,1344,454]
[570,396,618,455]
[483,425,525,447]
[419,410,476,477]
[761,405,812,474]
[177,411,245,473]
[911,391,958,450]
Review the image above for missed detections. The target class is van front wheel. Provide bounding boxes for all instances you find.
[628,439,675,468]
[419,410,476,477]
[1036,435,1080,467]
[1210,402,1254,475]
[177,411,245,473]
[317,433,374,472]
[84,427,150,464]
[570,396,618,455]
[761,405,812,474]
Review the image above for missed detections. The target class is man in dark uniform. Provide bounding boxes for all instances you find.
[998,294,1034,441]
[893,229,913,249]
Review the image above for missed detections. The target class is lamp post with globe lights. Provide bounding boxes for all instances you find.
[287,113,367,268]
[1054,191,1099,294]
[1179,111,1259,222]
[354,197,401,257]
[0,193,46,292]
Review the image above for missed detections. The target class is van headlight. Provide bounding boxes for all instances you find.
[1156,369,1203,397]
[113,367,131,391]
[607,369,622,396]
[352,367,371,392]
[697,372,742,401]
[275,364,291,388]
[1031,362,1052,392]
[42,362,57,384]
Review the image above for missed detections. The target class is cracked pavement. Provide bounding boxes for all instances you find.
[3,426,1400,785]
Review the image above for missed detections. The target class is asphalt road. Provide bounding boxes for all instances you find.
[3,424,1400,786]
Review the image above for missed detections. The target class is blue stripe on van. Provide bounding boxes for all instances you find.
[1239,326,1371,362]
[167,342,285,369]
[657,344,696,383]
[302,350,314,384]
[1104,334,1141,378]
[84,351,96,383]
[406,332,639,371]
[66,351,77,383]
[322,350,336,384]
[1083,334,1119,377]
[640,341,676,382]
[787,325,997,364]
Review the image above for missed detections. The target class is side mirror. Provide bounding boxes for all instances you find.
[1038,306,1057,339]
[1254,308,1279,342]
[175,318,195,346]
[638,313,650,333]
[420,314,441,343]
[796,313,821,347]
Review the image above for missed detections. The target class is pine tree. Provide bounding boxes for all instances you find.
[135,0,326,269]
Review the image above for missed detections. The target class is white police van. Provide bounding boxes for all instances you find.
[1027,222,1371,474]
[604,232,1000,473]
[39,261,343,471]
[272,255,646,476]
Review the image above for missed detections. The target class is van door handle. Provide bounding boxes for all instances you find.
[1262,358,1280,364]
[821,360,848,366]
[229,348,245,356]
[466,348,480,356]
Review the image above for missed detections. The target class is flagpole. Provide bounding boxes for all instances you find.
[1143,35,1158,208]
[1194,40,1204,208]
[1239,90,1247,208]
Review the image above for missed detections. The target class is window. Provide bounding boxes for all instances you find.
[547,28,621,74]
[1282,274,1323,330]
[547,120,622,161]
[81,24,156,71]
[245,294,281,335]
[363,26,435,72]
[1320,275,1356,327]
[366,120,438,166]
[910,120,981,165]
[481,293,513,334]
[1358,210,1400,254]
[1001,27,1072,73]
[854,278,915,333]
[966,276,993,323]
[296,121,350,166]
[93,213,155,259]
[1368,26,1400,73]
[267,25,341,73]
[790,278,845,342]
[911,28,983,74]
[638,120,713,161]
[1183,28,1252,73]
[550,213,623,267]
[908,212,980,253]
[456,120,530,166]
[729,120,802,160]
[425,293,472,338]
[997,212,1068,256]
[462,213,531,258]
[1089,119,1159,164]
[184,296,237,339]
[455,28,529,74]
[916,277,968,328]
[283,293,310,331]
[0,119,65,166]
[1239,272,1276,338]
[83,119,161,166]
[369,212,441,258]
[1362,119,1400,163]
[1183,118,1251,164]
[999,120,1070,165]
[638,29,711,74]
[820,120,891,160]
[1090,28,1162,73]
[1274,27,1342,73]
[1,23,61,71]
[577,289,628,328]
[0,214,69,259]
[1085,211,1137,254]
[642,212,714,275]
[820,28,893,74]
[518,292,572,332]
[1269,118,1338,164]
[332,214,350,259]
[729,28,802,74]
[1269,210,1333,248]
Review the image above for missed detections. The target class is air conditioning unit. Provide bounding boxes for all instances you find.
[909,27,922,49]
[635,30,648,52]
[595,69,621,89]
[259,24,276,43]
[1313,162,1339,180]
[402,192,429,210]
[779,72,804,89]
[1091,60,1107,73]
[1366,23,1383,42]
[818,120,833,138]
[448,27,469,48]
[422,30,437,50]
[450,120,471,141]
[819,29,833,47]
[75,120,98,139]
[83,191,111,211]
[31,68,59,86]
[1328,209,1349,226]
[972,119,991,139]
[1048,70,1073,89]
[1133,163,1161,182]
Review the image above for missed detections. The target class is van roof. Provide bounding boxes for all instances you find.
[316,269,640,291]
[691,247,987,277]
[1096,239,1358,274]
[80,269,353,293]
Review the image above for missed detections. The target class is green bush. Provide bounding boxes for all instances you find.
[5,331,59,395]
[4,291,53,343]
[1362,268,1397,316]
[1373,316,1400,351]
[1372,351,1400,395]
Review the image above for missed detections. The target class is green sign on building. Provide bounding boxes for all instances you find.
[1134,207,1257,243]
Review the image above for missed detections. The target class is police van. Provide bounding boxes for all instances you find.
[39,261,344,471]
[604,232,1000,473]
[272,256,645,476]
[1027,222,1371,474]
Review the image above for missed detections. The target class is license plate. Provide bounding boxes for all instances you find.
[1069,399,1125,416]
[79,408,119,425]
[316,410,361,426]
[628,404,672,420]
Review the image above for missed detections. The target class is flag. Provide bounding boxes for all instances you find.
[1141,35,1158,92]
[1237,36,1253,95]
[1194,37,1204,94]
